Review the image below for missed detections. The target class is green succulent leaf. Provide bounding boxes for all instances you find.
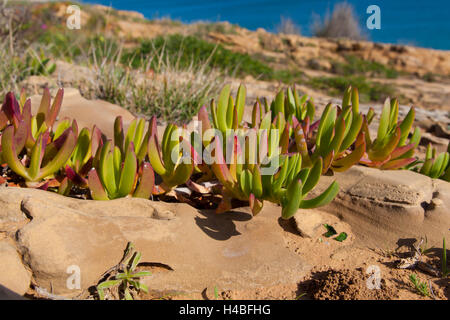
[299,181,339,209]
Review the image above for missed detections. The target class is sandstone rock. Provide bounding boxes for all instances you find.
[0,187,307,297]
[293,210,324,238]
[0,240,32,296]
[315,166,450,247]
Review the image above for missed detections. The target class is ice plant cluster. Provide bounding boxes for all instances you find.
[0,84,440,220]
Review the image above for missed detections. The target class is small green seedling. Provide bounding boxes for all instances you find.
[442,237,449,278]
[97,242,151,300]
[409,274,430,297]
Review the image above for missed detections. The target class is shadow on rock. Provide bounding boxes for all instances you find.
[195,209,252,241]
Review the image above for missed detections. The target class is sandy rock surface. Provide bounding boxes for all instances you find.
[316,166,450,247]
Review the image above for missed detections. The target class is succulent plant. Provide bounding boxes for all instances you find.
[113,116,150,162]
[1,123,76,186]
[88,140,154,200]
[360,97,420,169]
[268,86,315,124]
[211,134,339,217]
[57,124,104,195]
[147,116,194,193]
[0,88,65,151]
[411,143,450,181]
[209,83,246,133]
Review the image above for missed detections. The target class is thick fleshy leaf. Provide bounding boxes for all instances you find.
[398,107,415,146]
[38,129,76,180]
[28,132,48,180]
[239,169,253,198]
[302,157,322,195]
[299,181,339,209]
[249,193,263,216]
[148,133,166,176]
[281,179,303,219]
[377,99,391,141]
[235,84,246,125]
[380,157,417,170]
[1,125,29,179]
[217,84,231,132]
[351,87,359,114]
[133,162,155,199]
[118,143,138,197]
[47,88,63,128]
[88,168,109,200]
[390,144,415,160]
[211,136,234,186]
[369,127,401,162]
[429,152,449,178]
[273,90,285,116]
[332,142,365,172]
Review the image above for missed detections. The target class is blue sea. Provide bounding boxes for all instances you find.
[82,0,450,50]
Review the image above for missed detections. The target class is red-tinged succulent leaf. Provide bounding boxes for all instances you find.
[47,88,63,128]
[37,181,49,191]
[280,122,290,154]
[369,127,401,162]
[134,162,154,199]
[88,168,109,200]
[113,116,124,151]
[65,165,87,186]
[148,132,166,176]
[91,125,103,158]
[38,128,76,180]
[299,181,339,209]
[380,157,416,170]
[198,105,211,135]
[332,143,365,172]
[390,144,415,160]
[37,88,51,117]
[28,132,48,180]
[294,124,310,161]
[0,111,8,130]
[13,120,28,156]
[3,92,22,127]
[252,101,261,128]
[211,135,234,186]
[1,125,29,179]
[322,150,335,174]
[249,193,263,216]
[58,177,71,196]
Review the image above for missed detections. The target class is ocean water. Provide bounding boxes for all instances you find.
[82,0,450,50]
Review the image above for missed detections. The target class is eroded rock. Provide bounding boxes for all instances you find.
[0,240,32,296]
[315,166,450,246]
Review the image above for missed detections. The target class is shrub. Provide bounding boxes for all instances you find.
[311,2,366,40]
[275,16,301,35]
